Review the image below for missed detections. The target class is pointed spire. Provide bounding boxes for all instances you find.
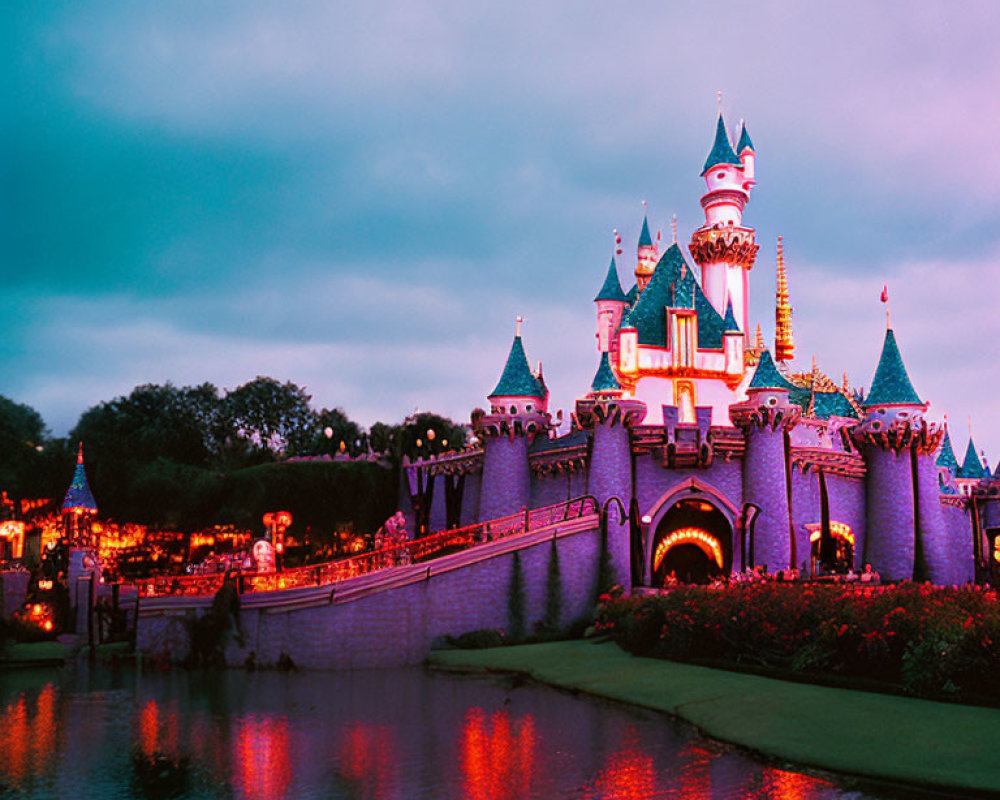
[958,437,986,479]
[865,328,923,407]
[490,326,544,399]
[701,113,742,175]
[671,214,678,244]
[594,257,627,303]
[753,323,764,351]
[737,120,755,153]
[748,349,795,391]
[62,441,98,513]
[722,298,740,332]
[590,352,621,394]
[936,428,959,471]
[774,236,795,363]
[638,215,653,248]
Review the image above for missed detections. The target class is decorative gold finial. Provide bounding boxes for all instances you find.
[515,316,523,337]
[754,323,764,351]
[774,235,795,362]
[671,214,678,244]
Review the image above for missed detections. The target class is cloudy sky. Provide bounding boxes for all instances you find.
[6,1,1000,461]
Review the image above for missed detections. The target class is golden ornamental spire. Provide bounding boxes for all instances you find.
[754,323,764,351]
[774,235,795,362]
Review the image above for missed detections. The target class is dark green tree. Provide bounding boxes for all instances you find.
[311,408,365,457]
[225,377,317,457]
[0,395,49,502]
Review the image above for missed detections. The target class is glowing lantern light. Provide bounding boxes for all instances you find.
[653,528,724,570]
[324,427,334,439]
[427,429,436,441]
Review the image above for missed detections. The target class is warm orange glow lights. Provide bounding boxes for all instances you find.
[0,520,26,559]
[584,730,657,799]
[653,528,724,570]
[807,521,854,545]
[234,715,291,800]
[460,707,536,800]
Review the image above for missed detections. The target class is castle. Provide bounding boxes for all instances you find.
[404,109,1000,587]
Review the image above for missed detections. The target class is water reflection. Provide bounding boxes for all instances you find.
[0,666,905,799]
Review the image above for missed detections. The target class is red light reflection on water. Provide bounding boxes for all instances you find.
[0,696,30,785]
[460,707,536,800]
[675,742,715,799]
[234,715,292,800]
[760,766,831,799]
[337,721,396,798]
[31,685,58,772]
[584,729,657,799]
[138,699,159,757]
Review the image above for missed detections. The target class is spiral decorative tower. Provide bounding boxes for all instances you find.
[774,235,795,363]
[729,350,799,572]
[474,322,550,521]
[850,328,948,582]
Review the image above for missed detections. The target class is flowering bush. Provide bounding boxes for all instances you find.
[598,583,1000,704]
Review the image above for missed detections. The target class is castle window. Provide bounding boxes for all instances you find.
[676,381,696,424]
[717,172,725,179]
[510,405,517,414]
[526,404,532,412]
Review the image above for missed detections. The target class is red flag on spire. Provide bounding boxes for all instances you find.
[880,284,888,303]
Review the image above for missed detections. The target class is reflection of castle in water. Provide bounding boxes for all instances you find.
[405,109,1000,586]
[0,669,843,798]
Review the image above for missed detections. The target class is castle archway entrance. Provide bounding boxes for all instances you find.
[651,499,732,586]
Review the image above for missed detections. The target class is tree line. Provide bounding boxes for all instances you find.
[0,378,469,536]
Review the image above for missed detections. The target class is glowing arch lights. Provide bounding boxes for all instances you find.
[806,521,854,545]
[653,528,724,571]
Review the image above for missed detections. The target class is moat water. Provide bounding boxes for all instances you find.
[0,663,932,799]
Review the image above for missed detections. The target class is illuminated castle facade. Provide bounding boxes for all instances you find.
[405,110,1000,587]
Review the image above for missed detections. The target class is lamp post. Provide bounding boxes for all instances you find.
[262,511,293,571]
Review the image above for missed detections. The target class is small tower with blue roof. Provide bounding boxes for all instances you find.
[722,298,744,377]
[851,327,957,583]
[594,256,628,355]
[474,320,551,521]
[62,442,98,544]
[730,349,800,572]
[635,214,659,294]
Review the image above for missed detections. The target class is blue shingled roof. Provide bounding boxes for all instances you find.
[490,335,544,399]
[865,329,922,407]
[528,427,589,455]
[957,438,986,479]
[620,243,728,349]
[625,283,638,306]
[638,216,653,248]
[936,430,959,472]
[810,391,859,420]
[702,114,742,175]
[594,257,627,303]
[722,299,740,332]
[748,349,796,390]
[737,121,754,153]
[62,445,98,512]
[590,352,620,393]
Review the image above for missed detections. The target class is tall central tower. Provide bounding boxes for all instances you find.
[688,115,759,338]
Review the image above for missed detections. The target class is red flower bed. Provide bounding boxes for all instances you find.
[597,583,1000,704]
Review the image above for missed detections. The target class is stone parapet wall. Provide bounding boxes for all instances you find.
[136,515,603,669]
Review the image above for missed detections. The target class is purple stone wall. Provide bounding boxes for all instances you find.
[530,472,574,510]
[742,429,792,572]
[824,474,867,571]
[479,436,530,521]
[460,471,482,527]
[429,474,448,532]
[138,523,603,669]
[588,421,633,588]
[914,454,950,584]
[864,447,914,581]
[789,467,820,574]
[941,501,975,584]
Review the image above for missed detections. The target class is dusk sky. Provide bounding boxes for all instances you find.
[7,2,1000,462]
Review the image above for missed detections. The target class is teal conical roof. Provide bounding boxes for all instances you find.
[722,299,740,332]
[590,352,620,393]
[958,438,985,479]
[625,284,638,306]
[62,443,98,513]
[490,335,544,399]
[638,216,653,248]
[620,243,729,349]
[594,257,627,303]
[702,114,742,175]
[865,329,922,407]
[736,121,754,153]
[748,349,796,391]
[936,430,959,472]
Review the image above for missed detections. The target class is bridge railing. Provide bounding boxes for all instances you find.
[136,495,598,598]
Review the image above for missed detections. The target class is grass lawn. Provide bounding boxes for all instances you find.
[430,639,1000,795]
[1,641,67,666]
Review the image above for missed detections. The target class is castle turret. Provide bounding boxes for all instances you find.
[774,236,795,363]
[635,215,658,294]
[577,359,646,588]
[595,257,628,353]
[689,112,759,336]
[851,328,954,582]
[730,350,799,571]
[475,322,550,521]
[62,442,98,544]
